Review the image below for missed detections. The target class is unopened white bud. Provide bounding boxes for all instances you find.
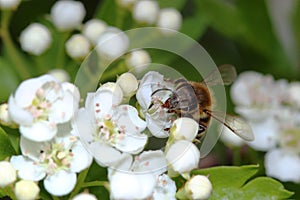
[96,27,129,60]
[170,118,198,142]
[0,161,16,187]
[65,34,91,60]
[48,69,70,82]
[50,0,86,31]
[185,175,212,200]
[0,0,21,9]
[20,23,52,55]
[14,180,40,200]
[72,193,97,200]
[82,19,107,45]
[0,103,17,128]
[116,72,138,98]
[125,49,151,72]
[133,0,159,24]
[157,8,182,34]
[166,140,200,175]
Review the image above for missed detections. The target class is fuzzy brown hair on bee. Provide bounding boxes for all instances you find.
[152,65,254,142]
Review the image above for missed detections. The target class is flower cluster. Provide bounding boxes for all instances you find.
[228,71,300,183]
[1,71,212,199]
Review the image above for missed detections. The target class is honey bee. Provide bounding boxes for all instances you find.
[151,65,254,141]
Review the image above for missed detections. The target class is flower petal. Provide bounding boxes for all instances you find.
[89,142,124,167]
[136,71,165,109]
[70,142,93,173]
[20,136,45,161]
[265,149,300,183]
[113,105,147,134]
[109,171,156,200]
[146,113,169,138]
[49,90,79,123]
[14,75,56,107]
[10,156,46,181]
[8,95,34,125]
[115,133,148,154]
[132,150,167,176]
[20,120,57,142]
[44,170,77,196]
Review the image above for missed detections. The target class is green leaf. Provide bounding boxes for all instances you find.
[192,165,258,188]
[191,165,294,200]
[0,58,19,101]
[242,177,294,200]
[0,127,16,160]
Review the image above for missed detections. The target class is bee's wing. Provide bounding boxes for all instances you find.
[202,64,237,86]
[206,110,254,141]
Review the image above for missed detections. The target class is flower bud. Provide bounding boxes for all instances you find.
[50,0,86,31]
[82,19,107,45]
[0,161,16,187]
[20,23,52,55]
[166,140,200,175]
[96,27,129,60]
[0,103,17,128]
[185,175,212,200]
[48,69,70,82]
[116,72,138,98]
[220,125,245,147]
[0,0,21,10]
[133,0,159,24]
[65,34,91,60]
[125,49,151,72]
[157,8,182,34]
[14,180,40,200]
[170,117,198,142]
[72,193,97,200]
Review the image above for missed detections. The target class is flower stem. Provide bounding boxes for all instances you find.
[0,10,31,79]
[81,181,109,189]
[232,147,241,166]
[69,167,90,198]
[55,31,70,69]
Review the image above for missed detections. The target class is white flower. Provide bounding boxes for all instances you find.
[133,0,159,24]
[65,34,91,60]
[0,0,20,9]
[82,19,107,45]
[8,75,80,142]
[0,161,16,187]
[247,119,279,151]
[50,0,86,31]
[11,132,93,196]
[231,71,276,121]
[72,83,147,167]
[96,27,129,61]
[0,103,17,128]
[72,193,97,200]
[109,150,167,200]
[285,82,300,108]
[265,149,300,183]
[116,72,138,99]
[125,49,151,73]
[48,69,70,82]
[156,8,182,34]
[185,175,212,200]
[153,174,176,200]
[170,117,198,142]
[166,140,200,175]
[14,180,40,200]
[20,23,52,55]
[136,71,175,138]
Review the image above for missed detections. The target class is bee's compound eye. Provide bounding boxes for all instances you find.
[198,124,206,133]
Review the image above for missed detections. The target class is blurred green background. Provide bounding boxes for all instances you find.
[1,0,299,198]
